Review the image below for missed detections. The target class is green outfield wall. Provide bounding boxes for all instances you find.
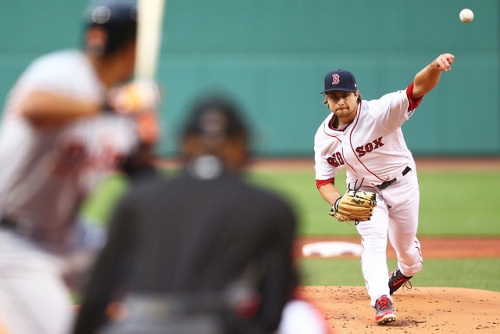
[0,0,498,157]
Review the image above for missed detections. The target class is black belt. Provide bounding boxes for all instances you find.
[376,166,411,190]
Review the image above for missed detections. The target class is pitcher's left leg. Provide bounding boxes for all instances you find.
[387,176,422,278]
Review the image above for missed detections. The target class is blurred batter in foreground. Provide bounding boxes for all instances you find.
[0,1,160,333]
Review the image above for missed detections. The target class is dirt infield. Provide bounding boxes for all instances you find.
[299,286,500,334]
[296,237,500,333]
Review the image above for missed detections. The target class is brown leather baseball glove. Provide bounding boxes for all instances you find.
[329,190,377,223]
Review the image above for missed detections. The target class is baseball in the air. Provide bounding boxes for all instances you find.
[459,8,474,23]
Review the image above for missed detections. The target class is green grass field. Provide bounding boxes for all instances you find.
[298,258,500,292]
[246,168,500,237]
[80,166,500,292]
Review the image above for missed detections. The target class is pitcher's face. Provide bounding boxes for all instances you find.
[326,90,359,121]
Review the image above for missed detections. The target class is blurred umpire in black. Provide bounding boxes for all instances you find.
[73,95,298,334]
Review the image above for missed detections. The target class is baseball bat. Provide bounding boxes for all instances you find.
[134,0,166,80]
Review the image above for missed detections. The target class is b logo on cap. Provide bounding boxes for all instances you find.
[332,74,340,85]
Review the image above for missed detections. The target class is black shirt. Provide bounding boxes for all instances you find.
[74,166,297,334]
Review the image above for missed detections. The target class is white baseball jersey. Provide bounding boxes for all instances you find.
[0,49,139,251]
[314,83,424,307]
[314,84,421,188]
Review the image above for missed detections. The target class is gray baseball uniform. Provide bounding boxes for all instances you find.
[0,49,138,334]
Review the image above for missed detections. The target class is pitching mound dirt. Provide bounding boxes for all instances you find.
[298,286,500,333]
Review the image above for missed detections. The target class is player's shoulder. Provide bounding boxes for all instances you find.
[119,174,169,204]
[363,89,408,108]
[217,174,297,233]
[30,49,84,68]
[381,89,408,100]
[21,49,88,81]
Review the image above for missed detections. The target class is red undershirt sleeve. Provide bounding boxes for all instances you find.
[316,178,335,189]
[406,82,423,111]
